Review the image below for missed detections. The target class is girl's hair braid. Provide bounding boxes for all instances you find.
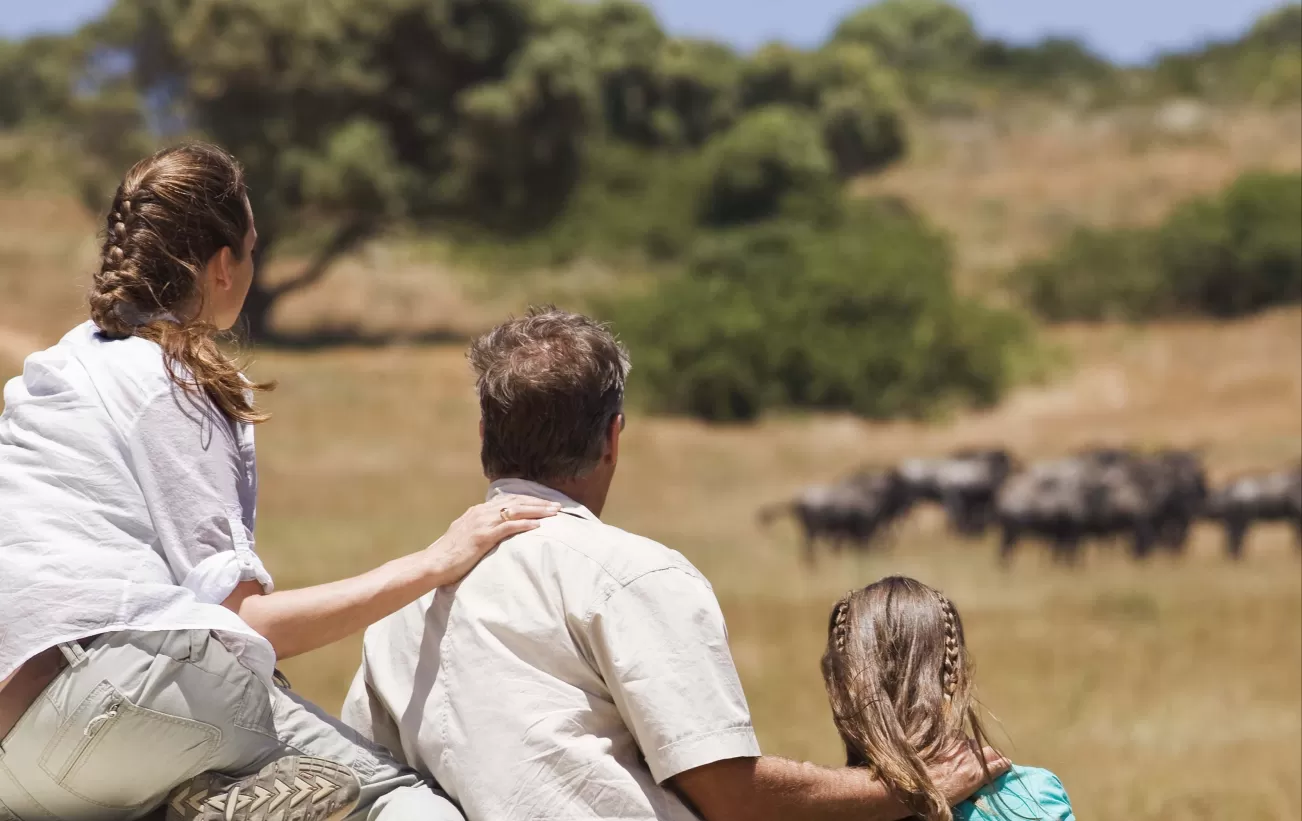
[831,595,852,652]
[819,577,999,821]
[937,593,961,701]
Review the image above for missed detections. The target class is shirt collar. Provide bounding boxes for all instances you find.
[486,478,600,523]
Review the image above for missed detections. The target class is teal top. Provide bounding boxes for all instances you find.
[954,766,1075,821]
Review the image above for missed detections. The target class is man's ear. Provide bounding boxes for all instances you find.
[605,414,623,465]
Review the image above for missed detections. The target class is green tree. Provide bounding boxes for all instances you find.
[696,105,839,227]
[617,202,1031,422]
[832,0,979,73]
[82,0,597,340]
[811,43,906,177]
[1246,3,1302,49]
[654,38,741,146]
[0,35,82,128]
[555,0,666,145]
[551,0,740,149]
[972,38,1118,98]
[738,43,822,110]
[1151,3,1302,104]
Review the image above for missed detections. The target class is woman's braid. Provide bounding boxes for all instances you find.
[937,593,961,700]
[83,143,273,423]
[91,190,143,338]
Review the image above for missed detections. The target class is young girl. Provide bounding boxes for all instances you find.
[0,143,559,821]
[822,576,1075,821]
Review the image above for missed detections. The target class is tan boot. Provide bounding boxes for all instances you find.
[165,756,361,821]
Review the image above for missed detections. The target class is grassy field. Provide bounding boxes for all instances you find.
[2,119,1301,817]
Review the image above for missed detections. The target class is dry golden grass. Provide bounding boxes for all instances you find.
[2,114,1301,818]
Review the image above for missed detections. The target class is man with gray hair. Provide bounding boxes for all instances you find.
[343,307,1005,820]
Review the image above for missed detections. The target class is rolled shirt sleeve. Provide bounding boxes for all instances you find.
[587,568,761,784]
[126,386,274,605]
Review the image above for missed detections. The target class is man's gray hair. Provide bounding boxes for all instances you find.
[469,306,631,483]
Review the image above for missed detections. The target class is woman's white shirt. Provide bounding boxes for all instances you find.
[0,322,276,685]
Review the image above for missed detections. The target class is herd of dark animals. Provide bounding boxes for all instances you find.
[758,447,1302,566]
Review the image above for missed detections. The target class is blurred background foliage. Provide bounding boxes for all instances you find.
[1012,171,1302,321]
[0,0,1299,421]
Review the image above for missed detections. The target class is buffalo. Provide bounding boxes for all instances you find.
[897,448,1015,537]
[1137,449,1208,553]
[1204,465,1302,559]
[759,468,913,565]
[996,449,1172,564]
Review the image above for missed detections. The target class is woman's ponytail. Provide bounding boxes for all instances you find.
[90,143,272,423]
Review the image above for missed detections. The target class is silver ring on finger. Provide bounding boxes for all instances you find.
[499,506,511,523]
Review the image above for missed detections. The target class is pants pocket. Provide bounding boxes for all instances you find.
[40,680,220,811]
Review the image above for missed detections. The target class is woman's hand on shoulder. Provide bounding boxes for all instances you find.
[421,495,562,585]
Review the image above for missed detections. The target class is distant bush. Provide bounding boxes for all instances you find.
[831,0,980,74]
[614,202,1033,422]
[811,44,908,178]
[462,142,706,268]
[697,106,840,228]
[971,38,1121,101]
[1012,172,1302,320]
[1158,171,1302,316]
[1151,3,1302,105]
[1009,228,1166,322]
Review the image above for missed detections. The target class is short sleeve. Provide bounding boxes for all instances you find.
[1036,772,1075,821]
[586,568,760,784]
[958,767,1075,821]
[126,386,273,604]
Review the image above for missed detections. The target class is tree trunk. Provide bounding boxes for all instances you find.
[238,236,279,343]
[236,222,373,344]
[239,272,277,343]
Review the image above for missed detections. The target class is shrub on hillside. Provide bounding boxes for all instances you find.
[1011,171,1302,321]
[614,202,1033,422]
[1158,171,1302,316]
[697,105,841,228]
[1008,228,1167,321]
[1151,3,1302,105]
[812,44,908,177]
[471,142,706,267]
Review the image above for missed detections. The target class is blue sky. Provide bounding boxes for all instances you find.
[1,0,1288,64]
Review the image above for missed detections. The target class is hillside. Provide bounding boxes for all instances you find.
[859,104,1302,290]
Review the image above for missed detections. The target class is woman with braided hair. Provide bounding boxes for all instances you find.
[821,577,1074,821]
[0,143,561,821]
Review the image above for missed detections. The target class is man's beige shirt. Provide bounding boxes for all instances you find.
[343,479,760,820]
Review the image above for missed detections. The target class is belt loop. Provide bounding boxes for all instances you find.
[57,641,88,669]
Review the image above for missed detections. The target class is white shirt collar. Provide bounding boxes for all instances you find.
[487,478,600,523]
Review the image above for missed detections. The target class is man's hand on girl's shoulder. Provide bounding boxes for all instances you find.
[930,742,1011,805]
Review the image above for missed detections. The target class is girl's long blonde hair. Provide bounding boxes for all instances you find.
[821,576,997,821]
[89,142,272,423]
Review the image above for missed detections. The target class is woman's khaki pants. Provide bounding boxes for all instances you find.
[0,630,462,821]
